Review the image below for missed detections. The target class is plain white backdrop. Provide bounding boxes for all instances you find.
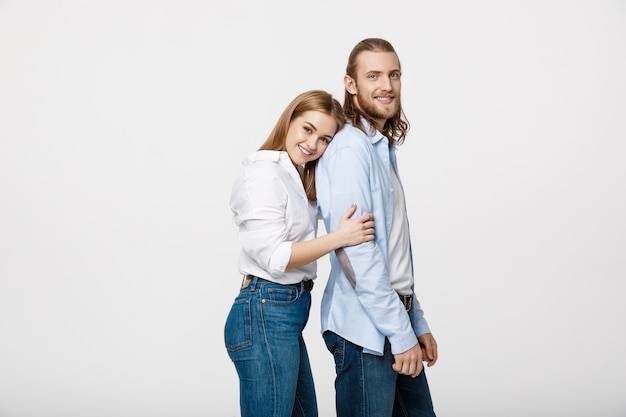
[1,1,625,416]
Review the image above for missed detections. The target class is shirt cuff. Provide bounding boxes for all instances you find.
[268,241,292,275]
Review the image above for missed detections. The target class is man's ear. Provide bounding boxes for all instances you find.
[344,75,357,95]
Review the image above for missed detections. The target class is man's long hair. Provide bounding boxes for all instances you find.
[258,90,344,201]
[343,38,410,146]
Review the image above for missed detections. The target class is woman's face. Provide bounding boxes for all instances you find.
[285,110,336,166]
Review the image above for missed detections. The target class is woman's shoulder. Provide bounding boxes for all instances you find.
[237,151,293,183]
[242,150,282,165]
[242,150,284,170]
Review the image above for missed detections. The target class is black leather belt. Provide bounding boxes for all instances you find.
[398,294,412,312]
[244,275,314,292]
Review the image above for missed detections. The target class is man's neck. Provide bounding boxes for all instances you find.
[373,119,386,132]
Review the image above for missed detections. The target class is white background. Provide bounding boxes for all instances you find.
[1,1,625,416]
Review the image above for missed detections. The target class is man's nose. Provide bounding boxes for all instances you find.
[380,75,392,91]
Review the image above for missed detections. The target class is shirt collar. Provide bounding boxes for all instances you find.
[359,117,394,149]
[242,150,303,188]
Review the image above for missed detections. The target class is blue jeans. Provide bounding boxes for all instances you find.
[224,276,317,417]
[323,331,436,417]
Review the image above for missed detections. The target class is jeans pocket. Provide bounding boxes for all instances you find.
[224,298,252,352]
[265,286,298,304]
[323,331,345,369]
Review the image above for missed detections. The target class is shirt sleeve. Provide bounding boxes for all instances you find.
[230,163,292,276]
[410,294,432,337]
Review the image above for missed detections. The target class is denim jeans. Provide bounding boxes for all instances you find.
[224,276,317,417]
[323,331,436,417]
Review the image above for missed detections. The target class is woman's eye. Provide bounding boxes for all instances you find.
[320,137,330,144]
[304,126,312,133]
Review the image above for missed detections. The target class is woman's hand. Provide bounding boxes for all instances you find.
[335,204,374,247]
[287,205,374,268]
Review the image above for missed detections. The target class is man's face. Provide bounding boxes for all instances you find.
[347,50,402,129]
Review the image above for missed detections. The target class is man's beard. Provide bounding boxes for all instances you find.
[355,89,401,122]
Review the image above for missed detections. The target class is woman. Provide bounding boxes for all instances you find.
[224,90,375,417]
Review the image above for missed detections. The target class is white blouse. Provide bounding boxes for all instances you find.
[230,150,318,285]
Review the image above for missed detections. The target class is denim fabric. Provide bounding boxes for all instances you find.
[323,331,435,417]
[225,276,317,417]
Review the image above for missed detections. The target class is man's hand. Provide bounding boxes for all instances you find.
[418,333,438,367]
[392,344,423,378]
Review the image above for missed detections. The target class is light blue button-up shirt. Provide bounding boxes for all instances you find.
[316,119,431,356]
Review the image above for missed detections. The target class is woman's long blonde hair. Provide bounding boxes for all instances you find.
[258,90,344,201]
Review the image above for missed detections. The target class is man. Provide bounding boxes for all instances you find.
[316,38,438,416]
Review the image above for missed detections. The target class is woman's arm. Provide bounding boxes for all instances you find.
[287,204,374,269]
